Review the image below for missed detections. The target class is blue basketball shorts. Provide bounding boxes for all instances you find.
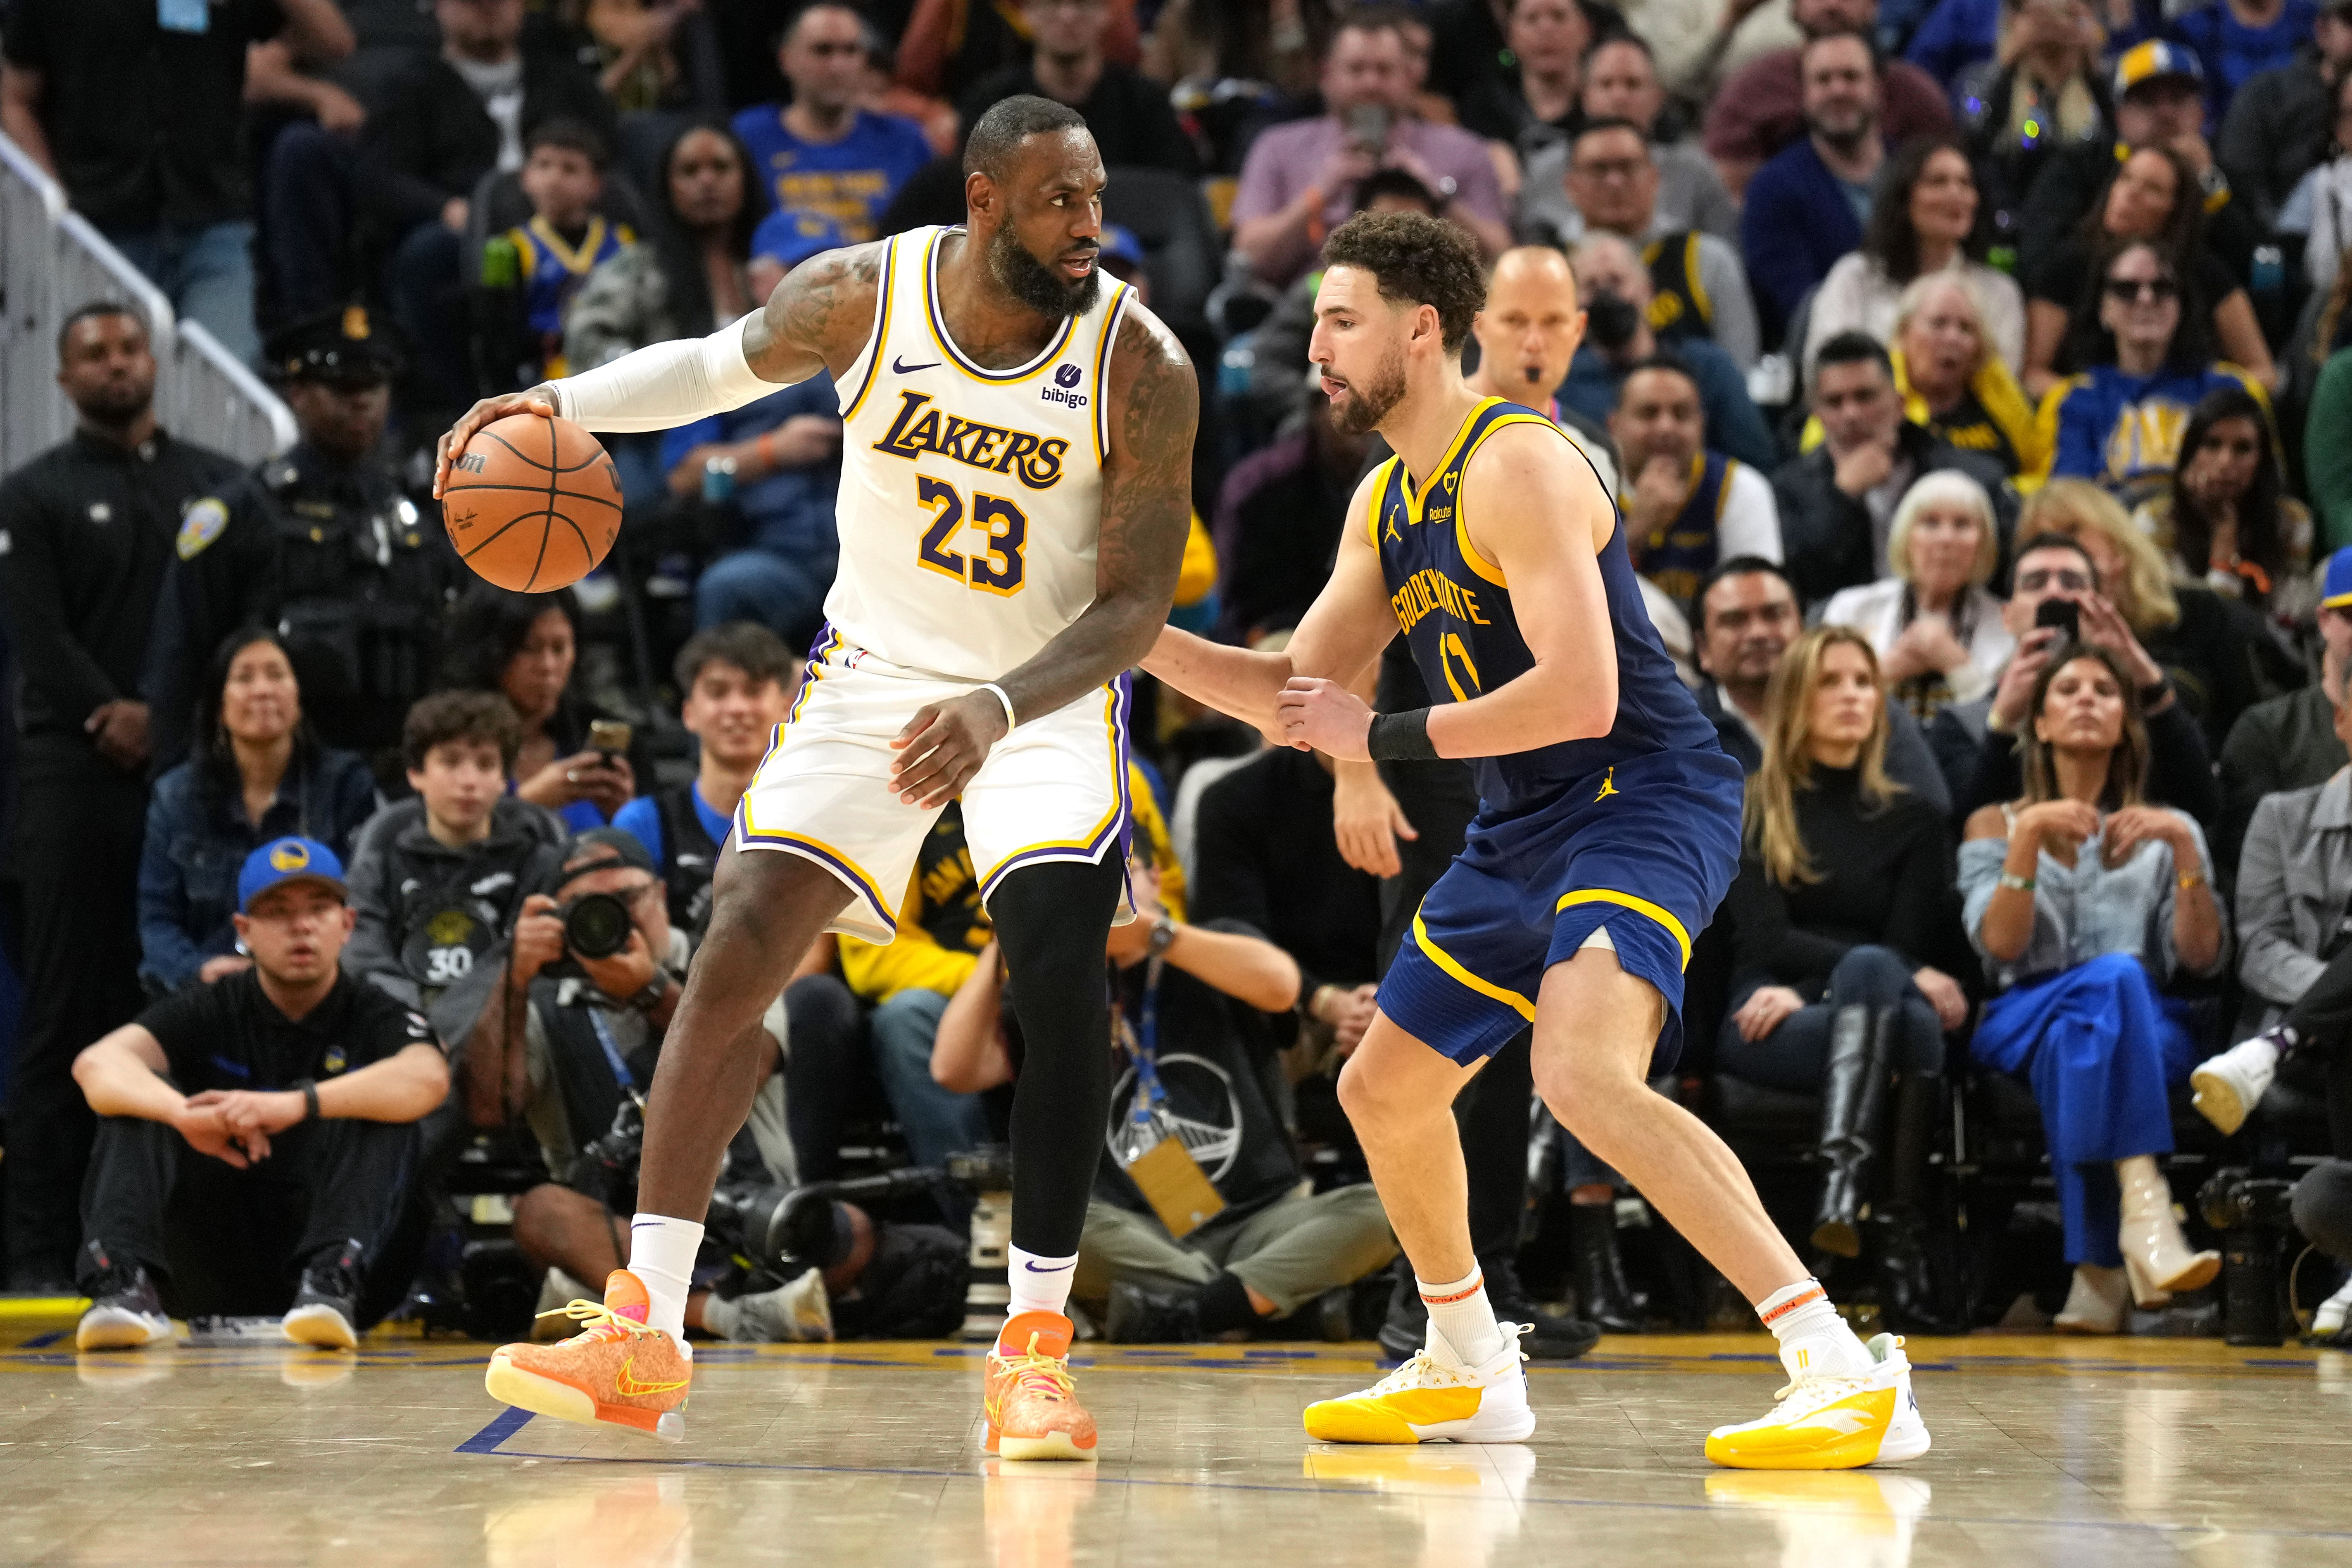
[1376,746,1745,1068]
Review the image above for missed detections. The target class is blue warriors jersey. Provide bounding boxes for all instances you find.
[1370,397,1721,819]
[511,214,633,379]
[1622,449,1737,604]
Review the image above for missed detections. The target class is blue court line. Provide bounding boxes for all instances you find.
[457,1406,537,1454]
[447,1410,2352,1546]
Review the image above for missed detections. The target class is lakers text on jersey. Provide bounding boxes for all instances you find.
[733,228,1139,938]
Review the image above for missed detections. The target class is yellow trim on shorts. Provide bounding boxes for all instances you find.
[973,683,1125,889]
[786,630,843,724]
[1411,909,1536,1021]
[1556,889,1693,971]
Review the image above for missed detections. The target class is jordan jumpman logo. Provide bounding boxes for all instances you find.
[1595,766,1619,802]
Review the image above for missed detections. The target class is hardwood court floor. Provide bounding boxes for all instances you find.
[0,1314,2346,1567]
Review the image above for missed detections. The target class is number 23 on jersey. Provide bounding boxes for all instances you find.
[913,475,1028,596]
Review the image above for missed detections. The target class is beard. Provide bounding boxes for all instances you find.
[988,226,1101,319]
[1328,341,1409,437]
[1804,108,1873,152]
[74,378,153,430]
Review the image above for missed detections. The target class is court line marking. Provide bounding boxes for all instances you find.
[449,1409,2352,1544]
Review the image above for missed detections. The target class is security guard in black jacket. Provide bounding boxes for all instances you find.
[0,304,243,1288]
[148,308,462,782]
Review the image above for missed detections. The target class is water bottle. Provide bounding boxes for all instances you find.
[2252,245,2284,296]
[1219,338,1256,401]
[479,233,519,290]
[701,454,737,504]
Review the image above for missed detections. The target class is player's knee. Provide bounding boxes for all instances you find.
[1531,1042,1642,1131]
[1335,1050,1424,1135]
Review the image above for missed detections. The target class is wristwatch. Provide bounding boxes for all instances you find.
[2138,676,2173,710]
[630,967,675,1013]
[1146,917,1178,959]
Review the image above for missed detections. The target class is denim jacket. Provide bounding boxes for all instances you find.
[1959,807,2229,994]
[137,749,379,993]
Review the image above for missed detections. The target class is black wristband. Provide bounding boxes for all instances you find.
[298,1078,320,1121]
[1366,708,1439,761]
[2138,677,2173,709]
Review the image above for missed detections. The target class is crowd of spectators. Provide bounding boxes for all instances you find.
[9,0,2352,1349]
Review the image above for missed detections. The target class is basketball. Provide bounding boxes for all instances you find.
[441,413,624,593]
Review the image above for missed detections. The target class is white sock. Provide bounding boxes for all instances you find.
[626,1213,704,1342]
[1419,1267,1504,1366]
[1007,1245,1077,1320]
[1757,1278,1872,1380]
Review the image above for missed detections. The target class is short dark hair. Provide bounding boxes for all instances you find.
[1321,211,1486,354]
[56,300,144,356]
[675,621,797,694]
[526,116,609,170]
[2012,531,2101,588]
[1335,3,1412,41]
[1694,555,1797,636]
[1620,350,1701,398]
[1570,117,1650,156]
[1351,167,1441,214]
[1800,28,1881,73]
[777,0,866,51]
[1813,330,1894,382]
[1590,30,1656,62]
[964,94,1091,181]
[404,689,525,772]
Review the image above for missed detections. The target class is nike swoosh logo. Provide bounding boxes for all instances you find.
[1023,1260,1072,1273]
[893,356,940,374]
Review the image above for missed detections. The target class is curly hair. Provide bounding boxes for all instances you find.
[1320,211,1486,354]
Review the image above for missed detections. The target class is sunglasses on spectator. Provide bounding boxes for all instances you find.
[2102,277,2178,302]
[2016,567,2092,592]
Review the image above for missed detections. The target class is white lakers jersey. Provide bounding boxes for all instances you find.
[825,225,1134,682]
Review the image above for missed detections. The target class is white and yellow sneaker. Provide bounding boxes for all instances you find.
[1705,1333,1929,1470]
[1303,1323,1534,1444]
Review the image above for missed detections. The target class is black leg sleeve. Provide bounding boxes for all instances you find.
[987,855,1125,1259]
[77,1114,183,1286]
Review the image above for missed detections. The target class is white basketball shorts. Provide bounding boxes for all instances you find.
[734,627,1135,943]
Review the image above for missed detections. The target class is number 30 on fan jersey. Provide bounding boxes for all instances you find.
[913,476,1027,595]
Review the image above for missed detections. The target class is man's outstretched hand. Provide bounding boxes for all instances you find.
[888,691,1011,808]
[1275,677,1374,760]
[433,386,558,499]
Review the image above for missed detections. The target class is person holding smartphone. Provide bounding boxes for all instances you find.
[1926,525,2221,823]
[443,584,659,831]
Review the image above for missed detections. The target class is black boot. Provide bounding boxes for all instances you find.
[1484,1256,1601,1359]
[1568,1202,1646,1333]
[1811,1006,1895,1258]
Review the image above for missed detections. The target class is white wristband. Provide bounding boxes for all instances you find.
[978,682,1018,731]
[547,314,778,433]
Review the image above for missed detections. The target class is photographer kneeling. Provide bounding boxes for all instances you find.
[73,838,449,1352]
[470,829,844,1343]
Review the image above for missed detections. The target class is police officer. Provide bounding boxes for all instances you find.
[0,303,244,1288]
[149,307,463,782]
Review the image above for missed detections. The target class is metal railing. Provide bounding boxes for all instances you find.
[1,132,295,476]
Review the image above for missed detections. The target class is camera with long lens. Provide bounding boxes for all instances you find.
[2199,1166,2299,1345]
[560,890,636,960]
[705,1166,948,1276]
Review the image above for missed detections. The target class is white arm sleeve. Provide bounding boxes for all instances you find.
[547,314,785,432]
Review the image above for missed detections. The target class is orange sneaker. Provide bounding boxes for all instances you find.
[484,1270,692,1442]
[984,1311,1098,1462]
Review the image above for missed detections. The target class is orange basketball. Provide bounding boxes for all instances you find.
[442,413,624,593]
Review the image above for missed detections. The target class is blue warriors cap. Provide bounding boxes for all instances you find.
[2323,546,2352,612]
[238,837,347,912]
[2112,40,2204,100]
[751,208,850,270]
[1099,225,1146,269]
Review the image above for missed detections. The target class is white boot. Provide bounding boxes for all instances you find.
[2051,1264,2129,1333]
[2190,1032,2283,1136]
[2312,1273,2352,1338]
[2115,1155,2220,1306]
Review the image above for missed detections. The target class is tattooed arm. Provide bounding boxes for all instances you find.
[434,242,887,495]
[885,302,1200,808]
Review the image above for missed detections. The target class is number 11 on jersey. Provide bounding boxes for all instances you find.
[914,475,1028,596]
